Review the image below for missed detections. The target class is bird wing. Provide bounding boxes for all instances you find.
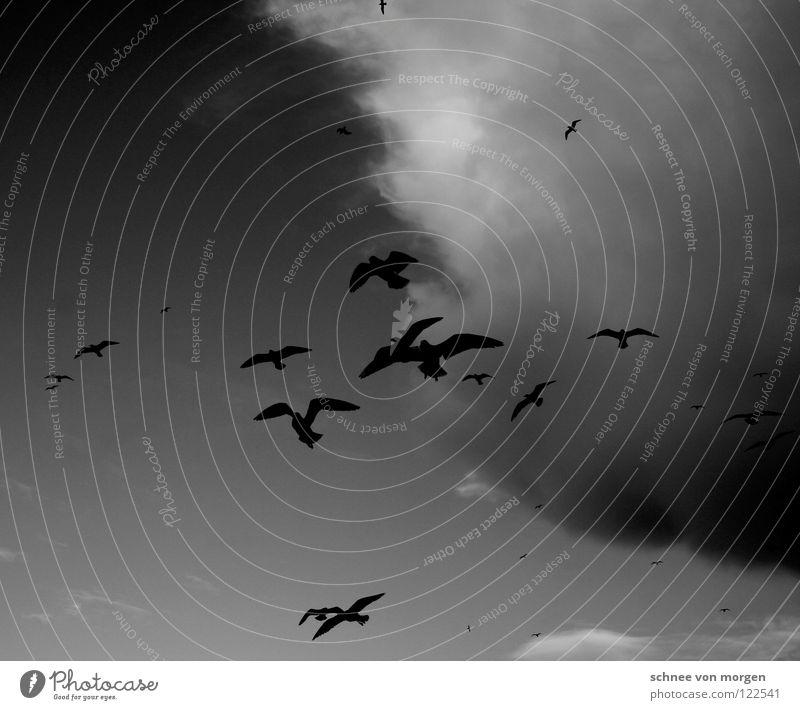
[359,345,394,378]
[564,127,572,140]
[530,380,556,400]
[349,261,375,292]
[63,375,74,381]
[433,333,504,361]
[626,328,658,338]
[253,403,294,421]
[346,592,385,613]
[384,251,418,267]
[724,413,749,422]
[98,340,119,349]
[298,610,317,626]
[278,345,311,359]
[587,329,619,340]
[312,615,347,640]
[240,353,273,368]
[305,398,360,425]
[395,317,443,353]
[511,399,530,421]
[760,410,783,417]
[462,374,476,382]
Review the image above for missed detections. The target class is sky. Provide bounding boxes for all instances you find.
[0,0,799,661]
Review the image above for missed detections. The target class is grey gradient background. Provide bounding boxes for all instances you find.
[0,0,799,660]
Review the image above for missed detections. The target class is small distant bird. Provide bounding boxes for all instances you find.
[254,397,359,448]
[379,0,387,14]
[519,553,528,559]
[74,340,119,358]
[511,381,556,421]
[752,372,768,378]
[462,373,494,386]
[467,625,471,633]
[160,306,171,314]
[360,317,503,381]
[564,119,581,140]
[44,375,73,382]
[588,328,658,349]
[299,593,384,640]
[336,126,352,135]
[724,410,783,426]
[240,345,311,370]
[349,251,417,292]
[720,608,731,613]
[530,632,541,638]
[534,504,544,509]
[745,429,796,453]
[690,404,704,410]
[45,385,58,391]
[651,560,663,566]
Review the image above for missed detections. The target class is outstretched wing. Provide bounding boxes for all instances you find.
[253,403,294,421]
[312,615,347,640]
[278,345,311,359]
[511,399,530,421]
[395,317,443,353]
[384,251,418,268]
[530,380,557,401]
[587,329,620,340]
[745,438,768,452]
[433,333,504,361]
[346,592,385,614]
[626,328,658,338]
[760,410,784,417]
[724,413,749,423]
[462,374,477,382]
[240,353,273,368]
[305,398,360,424]
[359,345,394,378]
[96,340,119,349]
[564,127,572,140]
[349,262,374,292]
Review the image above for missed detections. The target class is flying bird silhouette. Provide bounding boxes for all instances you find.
[359,317,503,381]
[564,119,581,140]
[519,553,528,559]
[462,373,494,386]
[336,126,352,135]
[720,608,731,613]
[724,410,783,426]
[299,593,384,640]
[752,372,768,378]
[254,397,359,448]
[44,375,73,382]
[74,340,119,358]
[160,306,171,313]
[745,429,796,452]
[45,385,58,391]
[349,251,417,292]
[511,381,556,421]
[530,632,542,638]
[534,504,544,509]
[651,560,663,566]
[690,404,704,410]
[588,328,658,349]
[467,624,471,633]
[240,345,311,370]
[379,0,387,15]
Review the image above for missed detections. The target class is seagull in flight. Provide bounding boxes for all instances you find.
[690,404,704,410]
[299,593,384,640]
[74,340,119,358]
[45,385,58,391]
[651,560,663,566]
[564,119,581,140]
[724,410,783,426]
[160,306,171,313]
[45,375,73,382]
[462,373,494,386]
[240,345,311,370]
[530,632,542,638]
[588,327,658,349]
[534,504,544,509]
[519,553,528,559]
[336,126,352,135]
[720,608,731,613]
[467,625,471,633]
[379,0,387,14]
[254,397,359,448]
[745,429,796,452]
[349,251,417,292]
[359,317,503,381]
[511,381,556,421]
[752,371,768,378]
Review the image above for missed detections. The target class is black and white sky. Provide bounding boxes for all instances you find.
[1,0,800,660]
